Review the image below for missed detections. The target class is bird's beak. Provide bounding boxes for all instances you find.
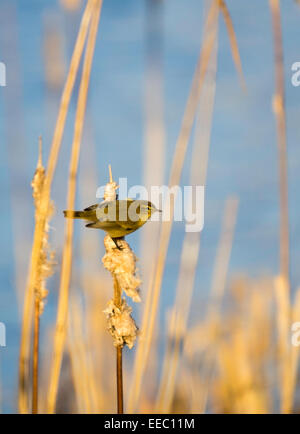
[151,206,162,214]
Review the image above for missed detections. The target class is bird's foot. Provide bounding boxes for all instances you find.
[111,236,125,250]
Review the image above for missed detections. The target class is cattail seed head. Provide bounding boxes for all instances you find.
[102,235,141,303]
[104,299,138,349]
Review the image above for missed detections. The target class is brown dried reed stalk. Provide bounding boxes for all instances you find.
[31,138,55,414]
[269,0,291,414]
[218,0,246,90]
[155,8,219,411]
[47,0,102,413]
[18,0,95,414]
[128,0,220,412]
[269,0,290,287]
[141,0,166,290]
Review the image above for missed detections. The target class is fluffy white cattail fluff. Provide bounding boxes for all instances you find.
[103,180,119,202]
[102,236,141,303]
[103,299,138,349]
[103,164,119,202]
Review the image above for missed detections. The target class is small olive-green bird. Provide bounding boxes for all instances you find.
[64,199,161,239]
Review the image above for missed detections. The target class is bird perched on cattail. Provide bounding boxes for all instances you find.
[64,199,161,239]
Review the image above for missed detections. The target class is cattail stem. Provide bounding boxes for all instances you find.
[113,275,124,414]
[116,347,123,414]
[32,297,40,414]
[103,220,139,414]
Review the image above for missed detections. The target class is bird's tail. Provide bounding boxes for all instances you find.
[63,210,86,219]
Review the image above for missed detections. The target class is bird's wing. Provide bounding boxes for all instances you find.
[85,202,114,222]
[85,199,139,225]
[118,219,136,230]
[85,221,115,229]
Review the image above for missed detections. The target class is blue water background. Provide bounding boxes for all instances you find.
[0,0,300,413]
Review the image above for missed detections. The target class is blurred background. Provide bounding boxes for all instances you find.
[0,0,300,414]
